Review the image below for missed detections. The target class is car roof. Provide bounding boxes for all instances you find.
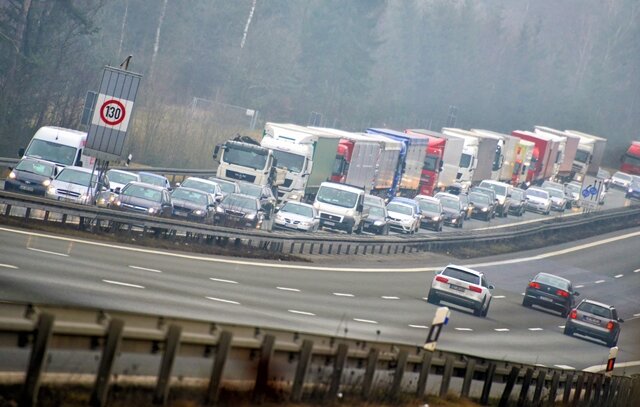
[172,186,207,195]
[414,195,440,203]
[480,180,510,187]
[184,176,218,185]
[126,181,166,191]
[138,171,167,179]
[581,299,615,309]
[527,187,547,193]
[60,166,93,174]
[534,272,570,284]
[435,192,460,200]
[283,201,314,208]
[444,264,483,276]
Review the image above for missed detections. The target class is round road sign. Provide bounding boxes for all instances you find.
[99,99,126,126]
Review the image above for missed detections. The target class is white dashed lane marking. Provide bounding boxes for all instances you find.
[634,269,640,273]
[381,296,399,300]
[528,328,544,331]
[277,287,301,292]
[594,280,605,284]
[455,328,473,331]
[288,310,315,316]
[129,265,162,273]
[353,318,378,324]
[575,285,584,289]
[333,292,354,297]
[614,274,624,279]
[409,324,429,329]
[493,295,506,299]
[559,326,565,329]
[210,277,238,284]
[27,247,68,257]
[205,296,240,305]
[102,279,144,289]
[0,264,18,269]
[494,328,510,332]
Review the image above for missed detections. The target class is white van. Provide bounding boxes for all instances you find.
[20,126,94,169]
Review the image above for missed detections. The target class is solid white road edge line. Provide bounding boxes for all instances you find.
[554,365,576,370]
[102,279,144,289]
[381,296,399,300]
[26,247,68,257]
[594,280,605,284]
[277,287,301,292]
[2,226,640,273]
[584,360,640,373]
[0,264,18,269]
[205,296,240,305]
[353,318,377,324]
[614,274,623,278]
[209,277,238,284]
[288,310,315,316]
[455,328,473,331]
[528,328,544,331]
[409,324,429,329]
[333,292,354,297]
[129,265,162,273]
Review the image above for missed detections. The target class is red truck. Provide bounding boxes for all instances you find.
[621,141,640,175]
[405,129,446,196]
[512,130,557,184]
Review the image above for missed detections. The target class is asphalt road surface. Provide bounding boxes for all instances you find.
[0,222,639,372]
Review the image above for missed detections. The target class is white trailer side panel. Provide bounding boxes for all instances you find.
[346,140,380,192]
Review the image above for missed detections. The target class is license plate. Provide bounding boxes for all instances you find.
[539,296,553,302]
[323,221,335,226]
[450,284,465,292]
[584,316,600,324]
[19,185,34,191]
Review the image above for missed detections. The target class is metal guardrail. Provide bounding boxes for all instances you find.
[1,190,640,257]
[0,302,637,406]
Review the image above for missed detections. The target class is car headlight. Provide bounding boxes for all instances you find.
[345,208,355,217]
[482,207,488,212]
[373,220,384,226]
[47,186,56,195]
[300,221,312,227]
[114,200,122,206]
[97,197,106,205]
[432,215,440,221]
[148,207,157,214]
[288,193,300,201]
[79,194,89,202]
[245,213,256,220]
[215,206,224,213]
[42,179,51,187]
[8,171,16,179]
[629,188,634,193]
[193,209,204,216]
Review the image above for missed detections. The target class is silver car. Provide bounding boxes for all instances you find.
[564,299,623,347]
[428,265,494,317]
[274,201,319,232]
[524,187,551,214]
[46,166,108,205]
[544,187,567,212]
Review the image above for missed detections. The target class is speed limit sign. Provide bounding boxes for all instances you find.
[99,99,126,126]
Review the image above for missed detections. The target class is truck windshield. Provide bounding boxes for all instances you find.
[56,169,95,187]
[272,150,305,173]
[459,153,472,168]
[423,155,438,172]
[622,154,640,166]
[574,149,590,163]
[25,139,77,166]
[316,186,358,209]
[222,145,268,170]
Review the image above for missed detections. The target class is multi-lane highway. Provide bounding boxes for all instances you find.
[0,220,639,372]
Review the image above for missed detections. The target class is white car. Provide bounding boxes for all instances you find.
[180,177,224,203]
[274,201,319,232]
[386,198,421,234]
[544,187,567,212]
[610,171,633,190]
[524,187,551,214]
[46,166,107,205]
[106,169,140,192]
[428,265,494,317]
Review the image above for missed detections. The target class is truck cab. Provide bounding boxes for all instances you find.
[442,128,480,187]
[20,126,94,171]
[620,141,640,175]
[405,129,447,196]
[214,140,283,187]
[313,181,367,234]
[512,139,535,186]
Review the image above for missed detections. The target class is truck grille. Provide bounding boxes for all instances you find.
[282,178,293,188]
[320,213,342,222]
[225,170,256,183]
[57,189,80,198]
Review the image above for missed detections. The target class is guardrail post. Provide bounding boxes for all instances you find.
[206,330,232,405]
[547,370,560,405]
[460,358,476,398]
[291,339,314,403]
[416,351,432,398]
[572,373,585,406]
[600,376,612,405]
[592,374,603,406]
[361,348,379,400]
[327,343,348,401]
[582,373,594,405]
[24,207,31,220]
[4,204,11,216]
[337,244,342,255]
[479,362,497,405]
[20,312,54,407]
[252,334,276,404]
[606,376,620,406]
[517,367,533,406]
[498,366,520,407]
[439,354,455,397]
[90,318,124,407]
[532,369,546,405]
[562,372,575,405]
[153,324,182,406]
[390,349,408,399]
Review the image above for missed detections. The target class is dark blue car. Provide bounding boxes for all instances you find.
[626,178,640,200]
[4,157,57,196]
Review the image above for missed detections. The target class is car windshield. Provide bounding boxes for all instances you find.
[614,172,632,181]
[442,267,480,284]
[15,159,55,176]
[171,188,208,204]
[182,179,217,195]
[272,150,305,173]
[25,139,77,166]
[459,153,472,168]
[364,195,383,207]
[281,202,313,217]
[511,189,524,200]
[367,205,385,217]
[222,144,268,170]
[418,200,440,212]
[469,192,488,204]
[440,197,459,209]
[122,184,162,202]
[56,169,95,186]
[223,195,258,210]
[210,179,236,194]
[481,183,506,195]
[565,184,580,193]
[630,180,640,189]
[107,170,138,185]
[387,202,413,215]
[238,183,262,197]
[526,189,548,199]
[139,173,166,187]
[534,274,569,290]
[578,302,612,318]
[316,186,358,209]
[547,188,564,198]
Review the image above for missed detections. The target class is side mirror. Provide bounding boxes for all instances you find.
[18,147,25,157]
[274,207,279,213]
[356,204,363,212]
[207,203,216,209]
[77,161,83,167]
[215,195,223,203]
[100,186,107,192]
[488,284,495,290]
[573,291,580,296]
[175,182,181,188]
[213,145,220,160]
[618,318,624,323]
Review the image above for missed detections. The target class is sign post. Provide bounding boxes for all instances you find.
[605,346,618,377]
[423,306,450,351]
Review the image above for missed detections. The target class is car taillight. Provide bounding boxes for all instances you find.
[529,282,541,289]
[435,276,448,284]
[556,289,569,298]
[469,285,482,293]
[569,310,577,319]
[606,321,615,331]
